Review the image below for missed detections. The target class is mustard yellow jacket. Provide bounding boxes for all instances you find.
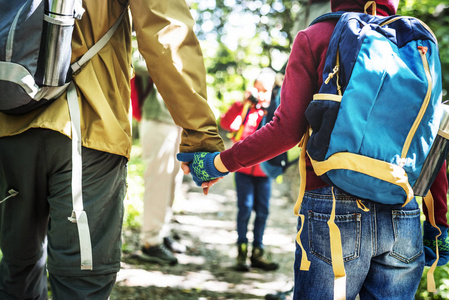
[0,0,224,159]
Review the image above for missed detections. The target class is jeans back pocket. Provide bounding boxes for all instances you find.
[308,210,362,264]
[391,208,422,263]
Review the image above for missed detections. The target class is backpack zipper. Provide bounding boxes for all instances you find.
[400,46,432,164]
[379,17,435,166]
[325,49,342,96]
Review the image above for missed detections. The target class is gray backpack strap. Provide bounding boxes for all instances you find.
[71,7,128,74]
[0,189,19,204]
[5,2,27,62]
[74,0,85,20]
[66,82,93,270]
[66,4,128,271]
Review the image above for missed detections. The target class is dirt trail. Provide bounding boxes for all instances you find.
[111,163,300,300]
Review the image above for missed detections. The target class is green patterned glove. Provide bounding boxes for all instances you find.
[423,221,449,266]
[177,152,229,186]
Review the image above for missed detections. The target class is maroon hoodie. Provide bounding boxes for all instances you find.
[220,0,447,225]
[331,0,398,15]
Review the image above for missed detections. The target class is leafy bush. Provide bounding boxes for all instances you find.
[123,139,144,230]
[417,267,449,299]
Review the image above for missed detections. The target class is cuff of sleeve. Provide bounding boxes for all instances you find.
[424,221,448,238]
[220,148,243,173]
[206,152,229,178]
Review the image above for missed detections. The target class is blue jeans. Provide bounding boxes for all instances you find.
[294,186,424,300]
[235,172,271,248]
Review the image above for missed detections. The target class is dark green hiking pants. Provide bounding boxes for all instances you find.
[0,129,127,299]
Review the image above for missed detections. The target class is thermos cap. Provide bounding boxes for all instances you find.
[49,0,77,16]
[438,103,449,135]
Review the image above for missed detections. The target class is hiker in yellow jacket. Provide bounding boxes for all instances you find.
[0,1,224,299]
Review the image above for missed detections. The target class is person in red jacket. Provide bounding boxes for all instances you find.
[178,0,449,299]
[220,68,279,271]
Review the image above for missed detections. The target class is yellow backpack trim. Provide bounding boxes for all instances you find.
[329,187,347,300]
[294,129,311,271]
[295,128,347,299]
[400,48,432,162]
[310,152,414,207]
[421,192,441,293]
[364,1,377,16]
[313,93,342,102]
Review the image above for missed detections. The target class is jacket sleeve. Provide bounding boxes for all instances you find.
[220,31,318,171]
[129,0,224,153]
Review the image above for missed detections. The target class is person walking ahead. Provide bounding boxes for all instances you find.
[0,1,224,299]
[220,69,279,272]
[132,50,186,266]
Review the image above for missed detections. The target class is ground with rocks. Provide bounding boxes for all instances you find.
[111,163,300,300]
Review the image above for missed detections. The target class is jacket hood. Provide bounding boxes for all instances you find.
[331,0,399,16]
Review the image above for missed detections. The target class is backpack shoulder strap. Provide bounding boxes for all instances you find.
[65,3,129,271]
[309,11,345,27]
[71,5,128,74]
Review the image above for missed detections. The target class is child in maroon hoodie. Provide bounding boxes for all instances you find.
[178,0,448,298]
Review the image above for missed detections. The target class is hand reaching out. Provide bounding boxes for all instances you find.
[177,152,229,195]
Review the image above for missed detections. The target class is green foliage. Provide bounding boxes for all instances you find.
[416,267,449,299]
[189,0,303,114]
[123,139,144,230]
[190,0,449,115]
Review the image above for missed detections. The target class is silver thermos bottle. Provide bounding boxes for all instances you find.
[41,0,84,86]
[413,103,449,197]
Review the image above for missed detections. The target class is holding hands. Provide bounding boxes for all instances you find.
[177,152,229,195]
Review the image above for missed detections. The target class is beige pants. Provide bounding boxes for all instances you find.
[140,119,183,246]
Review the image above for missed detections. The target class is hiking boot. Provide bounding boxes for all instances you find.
[235,243,250,272]
[250,247,279,271]
[164,236,186,253]
[265,286,294,300]
[140,244,178,266]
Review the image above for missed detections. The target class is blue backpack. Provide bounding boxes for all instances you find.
[294,7,443,298]
[302,11,442,206]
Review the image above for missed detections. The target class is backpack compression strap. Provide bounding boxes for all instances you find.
[66,5,128,271]
[422,192,441,293]
[328,187,346,300]
[66,82,92,270]
[71,6,127,74]
[294,127,346,300]
[293,127,311,272]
